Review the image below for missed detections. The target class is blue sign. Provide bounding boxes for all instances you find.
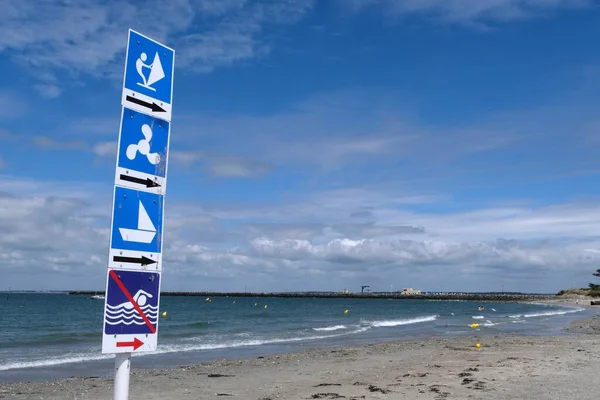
[111,186,164,253]
[118,107,169,175]
[121,29,175,121]
[104,269,160,335]
[102,28,174,355]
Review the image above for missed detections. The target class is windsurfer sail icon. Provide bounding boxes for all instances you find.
[136,52,165,92]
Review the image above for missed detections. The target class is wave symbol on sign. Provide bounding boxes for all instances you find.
[105,289,158,326]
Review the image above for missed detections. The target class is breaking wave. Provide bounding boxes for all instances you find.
[509,308,584,319]
[313,325,347,332]
[366,315,438,328]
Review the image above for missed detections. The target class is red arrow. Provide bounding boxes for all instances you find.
[116,337,144,351]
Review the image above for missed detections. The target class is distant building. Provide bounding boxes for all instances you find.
[400,288,421,295]
[342,288,350,294]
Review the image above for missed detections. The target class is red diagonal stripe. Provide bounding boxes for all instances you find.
[109,270,156,333]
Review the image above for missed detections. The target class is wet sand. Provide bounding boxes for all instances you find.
[2,313,599,400]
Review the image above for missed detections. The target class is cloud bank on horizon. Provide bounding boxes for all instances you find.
[1,0,600,293]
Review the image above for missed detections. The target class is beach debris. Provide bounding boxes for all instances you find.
[401,372,428,378]
[216,393,233,396]
[313,383,342,387]
[430,386,451,399]
[470,381,489,391]
[208,373,235,378]
[310,393,345,399]
[367,384,390,393]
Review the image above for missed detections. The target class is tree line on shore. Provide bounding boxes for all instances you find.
[590,268,600,294]
[558,268,600,297]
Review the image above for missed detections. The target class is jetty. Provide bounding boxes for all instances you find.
[67,290,556,302]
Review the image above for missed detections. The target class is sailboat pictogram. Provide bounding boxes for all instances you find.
[119,200,157,244]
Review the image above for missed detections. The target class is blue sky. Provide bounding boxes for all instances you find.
[2,0,600,293]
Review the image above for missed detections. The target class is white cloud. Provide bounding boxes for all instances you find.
[30,136,88,151]
[135,82,600,195]
[245,236,567,272]
[2,173,600,293]
[93,141,117,157]
[68,118,121,137]
[140,150,269,177]
[205,157,270,177]
[168,88,524,177]
[0,0,315,93]
[344,0,592,25]
[0,91,26,118]
[0,192,107,274]
[170,150,205,166]
[33,84,61,98]
[4,0,586,97]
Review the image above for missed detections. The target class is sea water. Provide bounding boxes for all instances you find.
[0,293,594,383]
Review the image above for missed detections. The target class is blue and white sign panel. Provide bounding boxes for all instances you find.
[108,186,164,272]
[102,28,174,357]
[102,269,161,354]
[121,29,175,122]
[115,107,170,195]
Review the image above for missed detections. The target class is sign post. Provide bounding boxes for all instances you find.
[102,29,175,400]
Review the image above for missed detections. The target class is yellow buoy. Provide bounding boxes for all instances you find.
[475,343,481,348]
[344,309,349,314]
[470,323,479,329]
[161,311,167,318]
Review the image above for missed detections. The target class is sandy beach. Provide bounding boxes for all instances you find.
[2,306,599,400]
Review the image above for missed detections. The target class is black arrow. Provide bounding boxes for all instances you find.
[113,255,157,266]
[120,174,161,188]
[125,95,165,113]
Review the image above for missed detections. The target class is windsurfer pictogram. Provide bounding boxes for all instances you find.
[136,51,165,92]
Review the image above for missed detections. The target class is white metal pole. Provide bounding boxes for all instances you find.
[114,352,131,400]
